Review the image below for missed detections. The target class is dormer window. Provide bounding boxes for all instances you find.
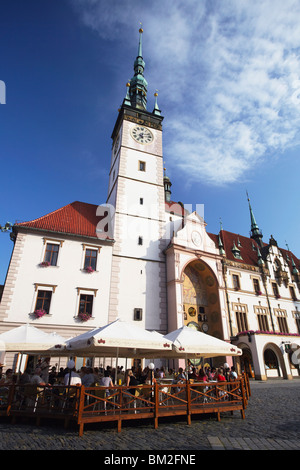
[232,241,243,260]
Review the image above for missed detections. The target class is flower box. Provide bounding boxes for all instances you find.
[84,266,95,273]
[33,309,47,319]
[40,261,50,267]
[78,312,92,322]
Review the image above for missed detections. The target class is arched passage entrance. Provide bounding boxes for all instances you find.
[263,343,287,379]
[182,259,223,339]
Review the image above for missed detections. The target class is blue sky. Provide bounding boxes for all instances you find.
[1,0,300,283]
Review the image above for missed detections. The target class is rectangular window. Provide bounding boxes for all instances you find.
[35,290,52,314]
[234,304,248,333]
[289,286,297,301]
[138,236,143,245]
[295,313,300,334]
[257,313,269,331]
[253,278,261,295]
[134,308,143,321]
[84,249,98,271]
[272,282,280,298]
[44,243,59,266]
[78,294,93,317]
[232,274,240,290]
[278,316,289,334]
[198,306,207,322]
[140,198,144,205]
[275,309,289,334]
[236,311,248,332]
[139,161,146,171]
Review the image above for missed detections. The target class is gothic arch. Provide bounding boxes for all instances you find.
[181,258,223,339]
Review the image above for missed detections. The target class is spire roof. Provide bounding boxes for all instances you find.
[246,191,263,247]
[128,27,148,110]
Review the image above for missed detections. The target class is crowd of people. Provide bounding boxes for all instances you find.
[0,359,239,389]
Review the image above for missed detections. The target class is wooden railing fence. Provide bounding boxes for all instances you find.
[0,374,250,436]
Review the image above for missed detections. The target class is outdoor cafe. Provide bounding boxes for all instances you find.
[0,320,250,436]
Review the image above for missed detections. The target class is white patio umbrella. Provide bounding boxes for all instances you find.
[163,326,242,358]
[65,319,173,358]
[0,323,67,353]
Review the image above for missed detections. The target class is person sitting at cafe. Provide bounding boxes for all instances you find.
[0,368,14,386]
[188,367,199,380]
[99,370,114,396]
[31,368,47,386]
[81,367,95,387]
[215,367,226,382]
[64,360,81,386]
[198,368,208,382]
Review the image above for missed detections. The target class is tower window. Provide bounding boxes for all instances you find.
[140,198,143,205]
[138,236,143,245]
[134,308,143,321]
[139,161,146,171]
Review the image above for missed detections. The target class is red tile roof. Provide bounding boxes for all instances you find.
[15,201,113,241]
[208,230,300,270]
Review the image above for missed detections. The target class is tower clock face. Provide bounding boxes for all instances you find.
[131,126,154,144]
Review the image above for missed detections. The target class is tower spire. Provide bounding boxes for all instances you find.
[246,191,263,247]
[127,26,148,110]
[163,164,172,202]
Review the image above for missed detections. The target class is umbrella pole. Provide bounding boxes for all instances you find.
[115,348,119,385]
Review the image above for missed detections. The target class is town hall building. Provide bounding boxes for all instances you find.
[1,28,300,380]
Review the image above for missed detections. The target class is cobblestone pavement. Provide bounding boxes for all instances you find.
[0,379,300,452]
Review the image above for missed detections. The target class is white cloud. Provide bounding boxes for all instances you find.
[71,0,300,185]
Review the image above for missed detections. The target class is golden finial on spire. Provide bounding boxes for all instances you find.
[139,22,143,33]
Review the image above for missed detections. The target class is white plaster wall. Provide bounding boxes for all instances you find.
[227,266,300,335]
[117,179,162,220]
[116,214,162,261]
[116,257,162,330]
[6,232,113,328]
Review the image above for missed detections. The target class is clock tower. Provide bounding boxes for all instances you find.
[106,28,167,332]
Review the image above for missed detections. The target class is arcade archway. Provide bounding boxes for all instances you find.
[182,259,223,339]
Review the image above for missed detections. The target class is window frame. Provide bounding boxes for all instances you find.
[78,293,94,317]
[44,242,60,266]
[274,308,289,334]
[254,306,269,331]
[252,278,261,295]
[134,308,143,321]
[35,289,52,315]
[233,303,248,333]
[84,248,98,271]
[232,273,241,290]
[138,160,146,172]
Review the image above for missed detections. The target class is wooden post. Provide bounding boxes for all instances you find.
[6,383,15,416]
[117,418,122,433]
[186,381,191,425]
[154,382,159,429]
[77,385,85,436]
[240,378,246,419]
